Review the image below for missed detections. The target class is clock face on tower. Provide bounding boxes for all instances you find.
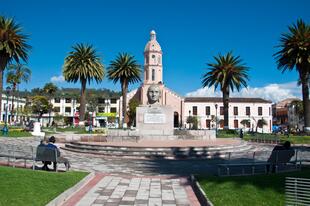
[152,54,155,58]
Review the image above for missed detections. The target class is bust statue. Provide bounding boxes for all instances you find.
[147,84,161,105]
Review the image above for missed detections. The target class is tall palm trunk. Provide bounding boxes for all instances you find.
[0,70,3,121]
[10,84,16,123]
[80,79,87,122]
[222,87,230,130]
[121,79,128,128]
[300,71,310,132]
[0,55,9,121]
[48,98,52,126]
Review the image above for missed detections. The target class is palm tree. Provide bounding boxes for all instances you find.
[6,64,31,122]
[0,16,31,117]
[274,19,310,132]
[63,43,104,122]
[107,53,141,128]
[202,52,249,129]
[43,83,58,126]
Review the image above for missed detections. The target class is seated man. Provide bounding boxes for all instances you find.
[267,141,295,173]
[43,136,70,171]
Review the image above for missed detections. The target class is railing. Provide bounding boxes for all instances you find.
[285,177,310,206]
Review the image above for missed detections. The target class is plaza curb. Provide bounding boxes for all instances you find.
[46,172,95,206]
[190,174,214,206]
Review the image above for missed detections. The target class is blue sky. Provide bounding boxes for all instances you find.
[1,0,309,102]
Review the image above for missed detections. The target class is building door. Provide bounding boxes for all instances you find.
[174,112,179,128]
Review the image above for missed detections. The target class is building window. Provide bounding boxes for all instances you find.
[205,106,210,115]
[110,107,117,113]
[54,107,60,112]
[220,106,224,115]
[193,106,197,116]
[65,98,71,103]
[98,107,105,112]
[206,120,211,129]
[234,120,238,129]
[110,99,117,104]
[233,106,238,115]
[258,107,263,116]
[65,107,71,113]
[98,98,105,104]
[152,69,155,81]
[269,107,271,116]
[246,107,250,116]
[54,98,60,103]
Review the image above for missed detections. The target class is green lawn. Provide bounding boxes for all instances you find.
[0,130,32,137]
[217,130,310,144]
[197,169,310,206]
[0,166,88,206]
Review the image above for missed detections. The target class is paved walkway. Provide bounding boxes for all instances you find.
[63,174,199,206]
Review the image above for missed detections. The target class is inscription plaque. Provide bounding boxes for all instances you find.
[144,113,166,124]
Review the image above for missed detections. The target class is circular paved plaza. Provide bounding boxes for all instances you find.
[1,136,309,206]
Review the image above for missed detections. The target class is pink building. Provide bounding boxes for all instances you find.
[121,30,273,132]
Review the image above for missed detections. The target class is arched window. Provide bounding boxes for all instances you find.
[152,69,155,81]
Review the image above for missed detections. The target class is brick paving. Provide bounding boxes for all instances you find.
[63,174,199,206]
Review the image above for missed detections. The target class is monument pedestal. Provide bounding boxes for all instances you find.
[31,122,45,137]
[136,105,174,138]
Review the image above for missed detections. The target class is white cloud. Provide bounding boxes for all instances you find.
[51,75,65,83]
[186,82,301,103]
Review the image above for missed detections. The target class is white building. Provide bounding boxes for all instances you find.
[49,97,120,127]
[0,94,27,123]
[184,97,273,133]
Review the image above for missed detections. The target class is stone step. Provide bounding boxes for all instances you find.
[62,141,252,159]
[65,141,249,153]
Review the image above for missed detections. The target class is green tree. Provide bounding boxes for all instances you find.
[274,19,310,132]
[290,99,303,119]
[240,119,250,129]
[186,116,198,130]
[0,16,31,115]
[257,118,268,133]
[127,98,140,127]
[87,94,98,113]
[63,43,104,122]
[31,96,52,121]
[107,53,141,128]
[6,63,31,122]
[202,52,249,130]
[43,83,58,126]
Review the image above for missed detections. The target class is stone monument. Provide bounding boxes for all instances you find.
[136,84,174,139]
[31,122,45,137]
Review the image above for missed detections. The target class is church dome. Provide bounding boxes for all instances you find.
[144,30,162,52]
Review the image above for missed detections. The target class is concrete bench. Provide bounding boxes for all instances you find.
[35,145,70,172]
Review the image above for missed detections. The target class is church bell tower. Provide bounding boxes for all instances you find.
[143,30,163,85]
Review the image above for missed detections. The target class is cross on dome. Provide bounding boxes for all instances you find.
[150,30,156,40]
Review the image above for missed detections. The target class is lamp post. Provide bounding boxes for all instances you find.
[215,104,218,137]
[188,110,191,129]
[3,86,11,135]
